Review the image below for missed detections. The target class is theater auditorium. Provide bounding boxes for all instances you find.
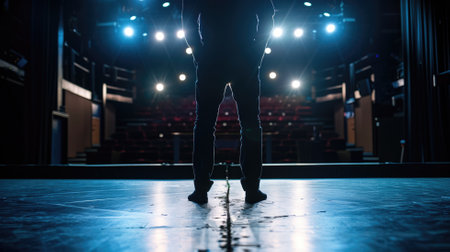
[0,0,449,250]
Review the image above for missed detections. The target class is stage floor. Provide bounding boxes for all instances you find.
[0,178,449,251]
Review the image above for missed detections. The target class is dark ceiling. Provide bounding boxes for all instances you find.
[64,0,401,96]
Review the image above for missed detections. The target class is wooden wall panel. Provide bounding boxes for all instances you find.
[65,90,92,158]
[355,96,373,153]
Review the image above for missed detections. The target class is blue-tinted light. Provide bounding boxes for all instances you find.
[162,2,170,7]
[326,24,336,33]
[304,2,312,7]
[323,12,331,17]
[291,80,301,89]
[123,26,134,37]
[294,28,304,38]
[272,27,284,38]
[142,32,148,37]
[130,16,136,21]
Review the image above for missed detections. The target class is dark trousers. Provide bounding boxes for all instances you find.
[192,47,263,192]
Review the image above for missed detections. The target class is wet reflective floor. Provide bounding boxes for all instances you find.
[0,178,449,251]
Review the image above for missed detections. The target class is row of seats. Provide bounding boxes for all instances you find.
[87,95,356,163]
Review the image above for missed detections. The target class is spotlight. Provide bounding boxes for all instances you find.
[326,23,336,33]
[123,26,134,37]
[264,47,272,54]
[186,47,193,55]
[130,15,137,21]
[269,72,277,79]
[179,74,187,81]
[142,32,148,37]
[162,2,170,7]
[304,2,312,7]
[323,12,331,17]
[272,27,283,38]
[293,28,304,38]
[155,31,165,41]
[176,30,185,39]
[291,80,301,89]
[156,83,165,92]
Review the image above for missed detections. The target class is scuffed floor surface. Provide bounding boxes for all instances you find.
[0,178,449,251]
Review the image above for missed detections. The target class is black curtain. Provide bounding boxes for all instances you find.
[401,0,450,161]
[24,0,62,164]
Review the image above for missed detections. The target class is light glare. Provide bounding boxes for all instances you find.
[304,2,312,7]
[294,28,304,38]
[269,72,277,79]
[155,31,165,41]
[323,12,331,17]
[272,27,283,38]
[186,47,193,54]
[162,2,170,7]
[326,24,336,33]
[264,47,272,54]
[176,30,185,39]
[123,26,134,37]
[179,74,187,81]
[130,16,137,21]
[291,80,301,89]
[156,83,165,92]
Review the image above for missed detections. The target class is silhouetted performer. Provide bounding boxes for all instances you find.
[182,0,275,204]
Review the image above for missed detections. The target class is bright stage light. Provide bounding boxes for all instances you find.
[291,80,301,89]
[304,2,312,7]
[130,16,137,21]
[269,72,277,79]
[326,23,336,33]
[156,83,165,92]
[294,28,304,38]
[162,2,170,7]
[186,47,193,55]
[176,30,185,39]
[179,74,187,81]
[265,47,272,54]
[123,26,134,37]
[155,31,165,41]
[323,12,331,17]
[142,32,148,37]
[272,27,284,38]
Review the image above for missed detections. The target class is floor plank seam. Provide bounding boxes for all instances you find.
[225,164,232,251]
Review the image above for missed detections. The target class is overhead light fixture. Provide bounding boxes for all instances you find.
[291,80,301,89]
[304,2,312,7]
[326,23,336,33]
[155,31,165,41]
[293,28,304,38]
[176,30,185,39]
[179,74,187,81]
[129,16,137,21]
[162,2,170,7]
[156,83,165,92]
[123,26,134,37]
[265,47,272,54]
[186,47,193,55]
[272,27,284,38]
[269,72,277,79]
[323,12,331,17]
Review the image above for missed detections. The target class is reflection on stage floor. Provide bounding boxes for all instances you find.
[0,178,449,251]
